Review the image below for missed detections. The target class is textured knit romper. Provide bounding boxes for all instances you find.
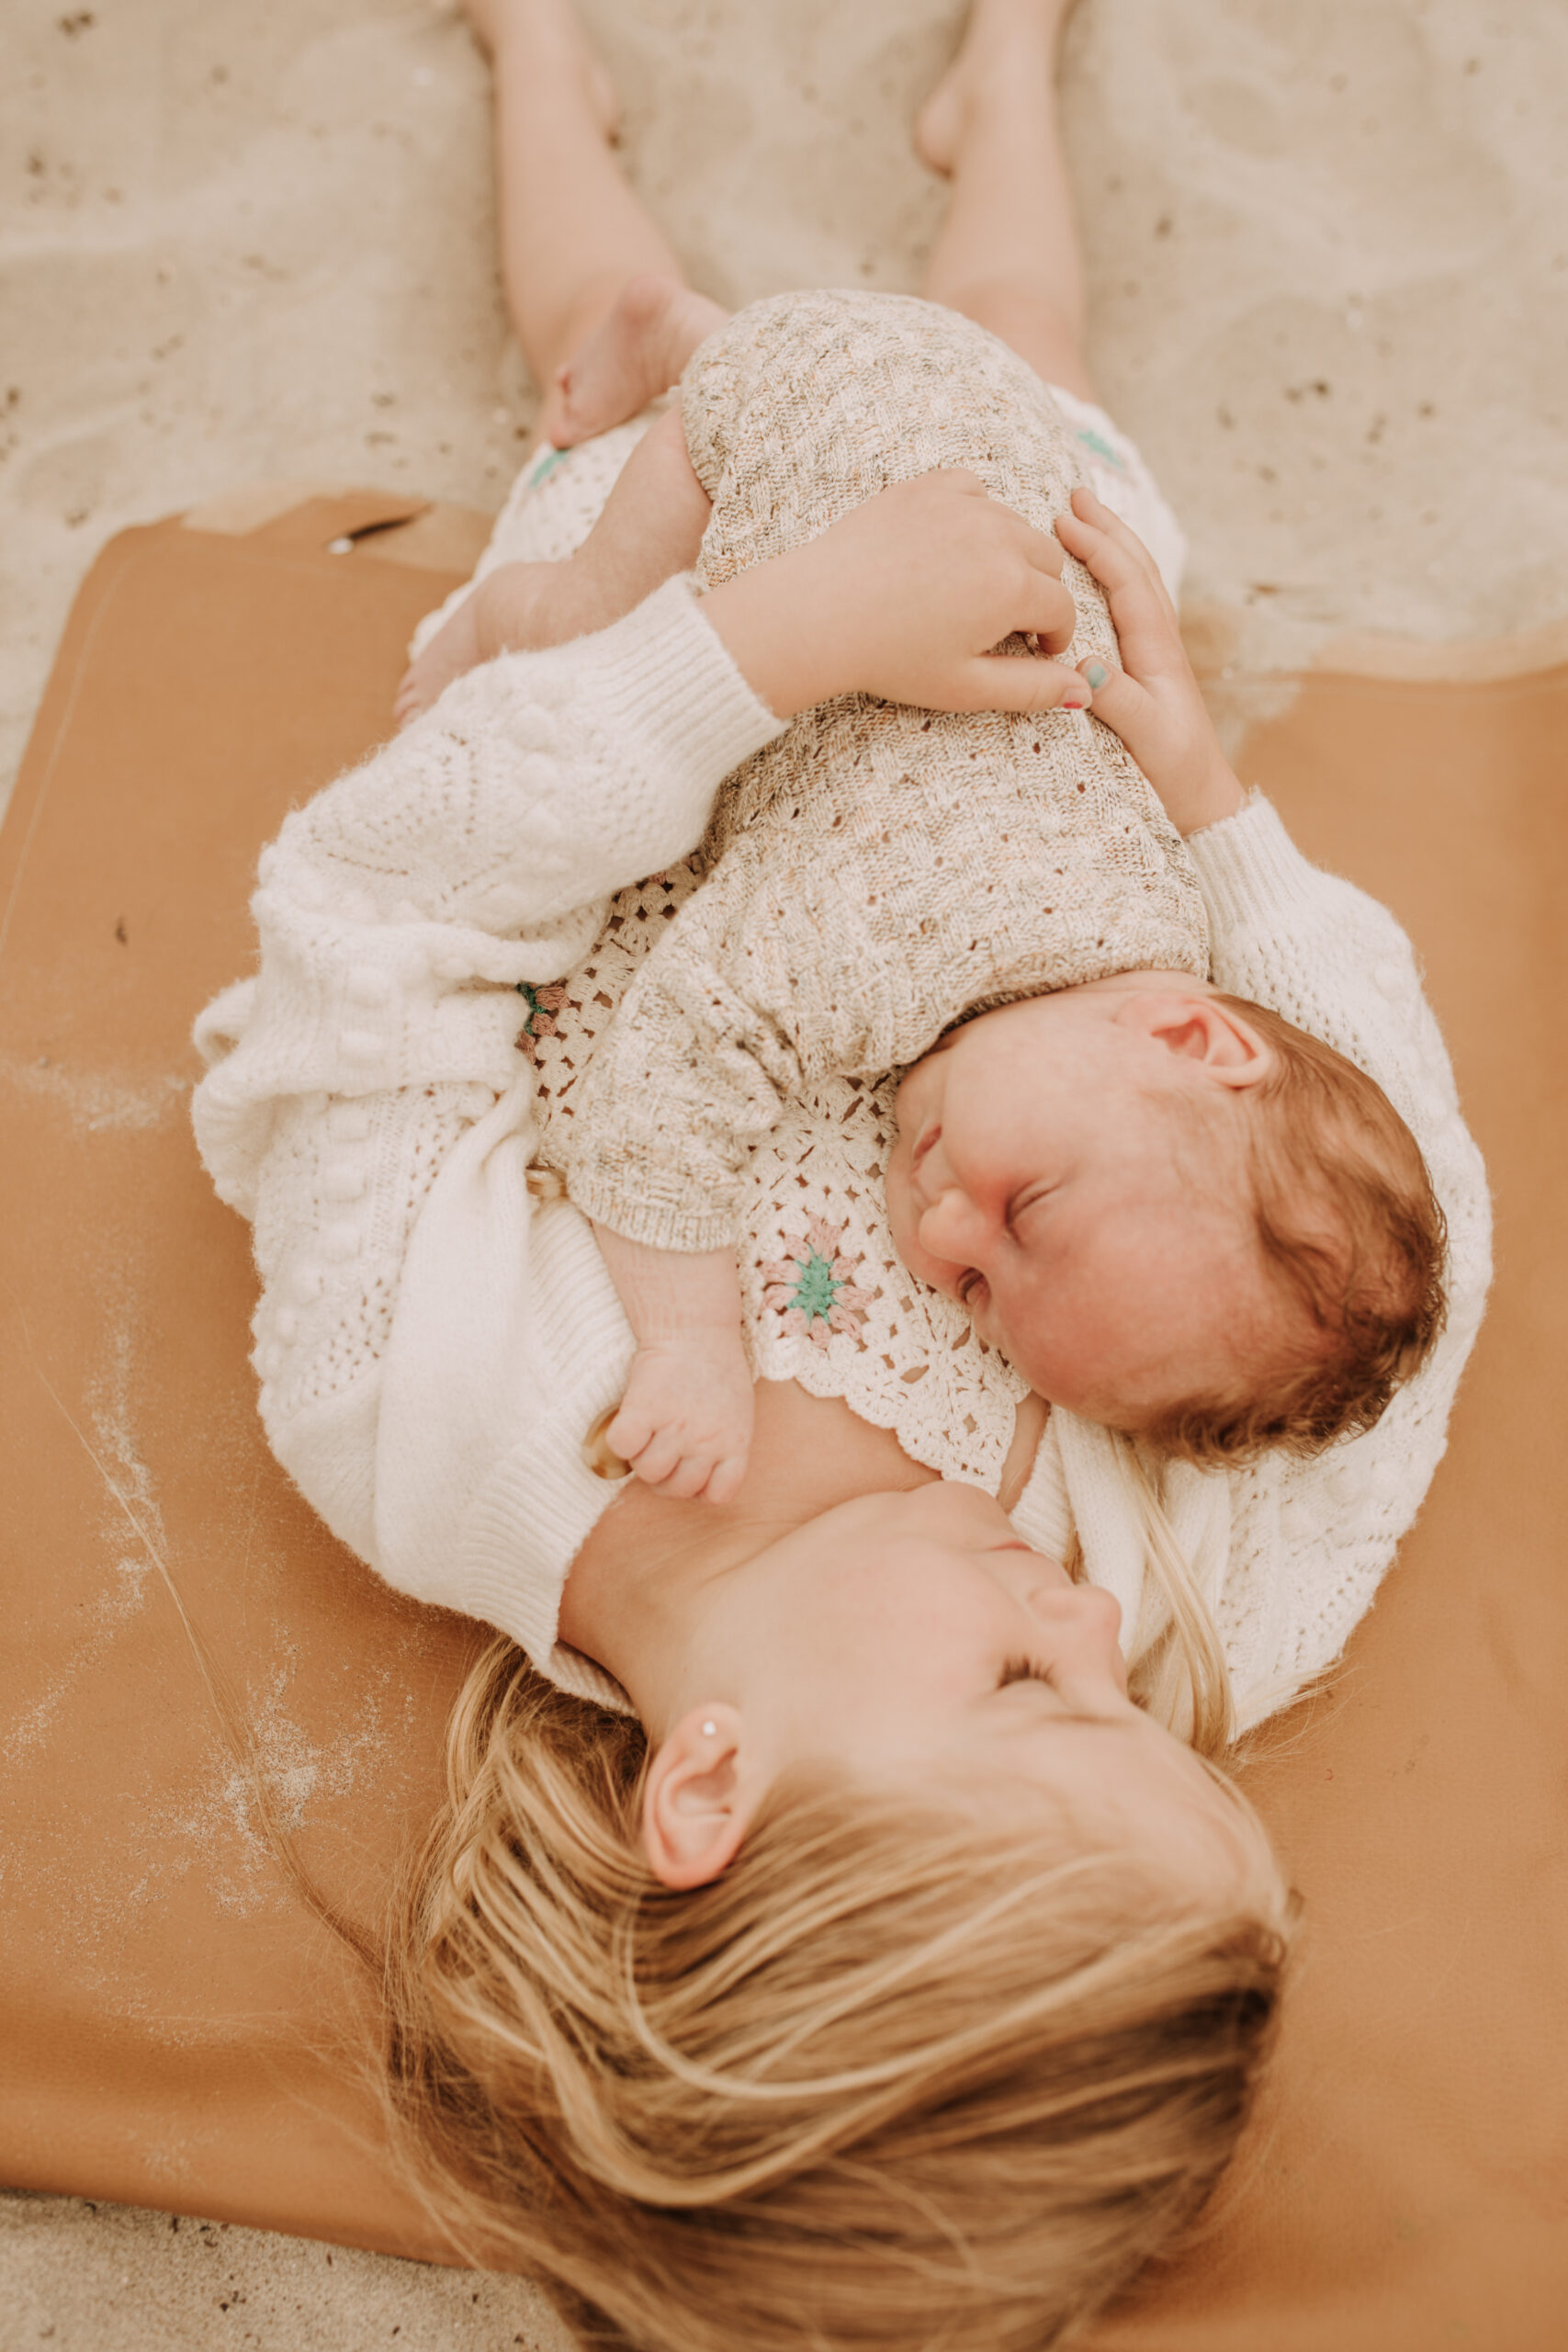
[561,289,1208,1261]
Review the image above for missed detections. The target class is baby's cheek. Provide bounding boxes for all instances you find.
[884,1169,941,1290]
[882,1159,917,1263]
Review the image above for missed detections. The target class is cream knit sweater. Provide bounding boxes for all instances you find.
[564,293,1208,1252]
[193,586,1490,1731]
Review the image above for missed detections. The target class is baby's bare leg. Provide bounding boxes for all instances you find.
[554,274,730,447]
[559,402,714,609]
[917,0,1095,401]
[462,0,688,441]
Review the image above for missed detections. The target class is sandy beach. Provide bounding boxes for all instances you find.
[3,1,1567,2345]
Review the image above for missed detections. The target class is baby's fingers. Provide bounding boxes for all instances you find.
[631,1439,746,1503]
[703,1452,749,1508]
[606,1396,660,1472]
[642,1449,720,1501]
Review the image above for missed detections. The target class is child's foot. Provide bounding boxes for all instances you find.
[457,0,620,140]
[395,592,486,729]
[915,0,1079,175]
[553,274,729,447]
[394,560,570,727]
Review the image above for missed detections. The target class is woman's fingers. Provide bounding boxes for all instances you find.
[1017,566,1077,656]
[960,655,1092,715]
[1063,486,1176,620]
[1055,498,1185,685]
[931,469,1064,560]
[1069,651,1154,741]
[1009,511,1067,582]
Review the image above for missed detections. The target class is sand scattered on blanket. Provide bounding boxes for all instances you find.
[3,1,1566,2346]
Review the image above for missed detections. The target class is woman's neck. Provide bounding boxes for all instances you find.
[557,1381,1047,1727]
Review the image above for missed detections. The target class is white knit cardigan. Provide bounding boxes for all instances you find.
[192,577,1490,1728]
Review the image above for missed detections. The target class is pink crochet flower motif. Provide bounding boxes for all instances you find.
[761,1216,872,1351]
[514,979,568,1063]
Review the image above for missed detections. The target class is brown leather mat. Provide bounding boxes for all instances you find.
[2,500,1564,2343]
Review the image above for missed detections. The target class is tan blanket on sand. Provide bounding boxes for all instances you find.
[2,496,1564,2349]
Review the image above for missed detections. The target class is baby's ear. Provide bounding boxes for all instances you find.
[1117,992,1275,1089]
[641,1704,757,1887]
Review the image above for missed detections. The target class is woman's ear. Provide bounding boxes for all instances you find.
[641,1704,756,1889]
[1114,990,1275,1090]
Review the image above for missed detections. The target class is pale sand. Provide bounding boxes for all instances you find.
[2,0,1565,2342]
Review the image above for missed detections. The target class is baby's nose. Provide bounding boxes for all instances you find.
[919,1187,986,1261]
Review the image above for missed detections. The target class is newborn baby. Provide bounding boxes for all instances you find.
[405,288,1445,1502]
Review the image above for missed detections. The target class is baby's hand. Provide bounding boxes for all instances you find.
[1055,489,1247,836]
[592,1231,753,1504]
[607,1329,754,1505]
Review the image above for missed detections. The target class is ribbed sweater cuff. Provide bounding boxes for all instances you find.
[567,1162,738,1256]
[451,1209,637,1715]
[1186,791,1327,935]
[582,577,787,808]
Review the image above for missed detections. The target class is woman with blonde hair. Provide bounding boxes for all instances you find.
[191,0,1486,2343]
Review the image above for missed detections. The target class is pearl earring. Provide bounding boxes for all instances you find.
[701,1720,717,1737]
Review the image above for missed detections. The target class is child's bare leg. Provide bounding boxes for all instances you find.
[462,0,688,442]
[916,0,1095,402]
[554,273,729,447]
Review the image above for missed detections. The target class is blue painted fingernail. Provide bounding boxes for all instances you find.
[1084,661,1109,691]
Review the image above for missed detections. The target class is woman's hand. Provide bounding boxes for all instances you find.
[1054,488,1246,836]
[702,470,1090,720]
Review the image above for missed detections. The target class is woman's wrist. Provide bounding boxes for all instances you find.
[700,551,841,718]
[1173,758,1248,836]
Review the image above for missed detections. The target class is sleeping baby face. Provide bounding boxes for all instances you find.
[884,977,1284,1431]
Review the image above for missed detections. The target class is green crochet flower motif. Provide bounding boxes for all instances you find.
[1074,424,1130,473]
[526,445,570,490]
[761,1216,872,1352]
[514,979,568,1063]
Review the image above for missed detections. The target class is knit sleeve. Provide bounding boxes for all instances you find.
[191,576,784,1219]
[1186,793,1493,1713]
[186,579,783,1703]
[558,822,922,1252]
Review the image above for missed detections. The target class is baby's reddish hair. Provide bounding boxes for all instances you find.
[1144,995,1448,1469]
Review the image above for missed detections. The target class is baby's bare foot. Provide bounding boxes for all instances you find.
[394,560,572,726]
[395,592,485,729]
[554,274,729,447]
[915,0,1080,175]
